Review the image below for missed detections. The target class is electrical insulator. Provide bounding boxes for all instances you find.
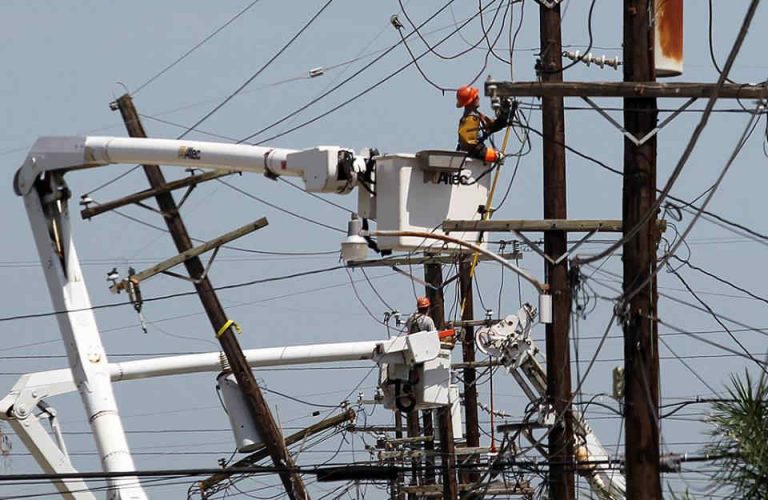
[562,50,621,70]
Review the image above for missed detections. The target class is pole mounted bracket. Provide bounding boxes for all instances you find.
[110,217,268,293]
[581,96,697,146]
[534,0,564,8]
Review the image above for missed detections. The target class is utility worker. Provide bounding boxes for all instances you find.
[455,85,510,163]
[406,296,437,333]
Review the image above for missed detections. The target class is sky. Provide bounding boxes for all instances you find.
[1,0,767,498]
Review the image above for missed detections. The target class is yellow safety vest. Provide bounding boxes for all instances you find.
[458,111,484,149]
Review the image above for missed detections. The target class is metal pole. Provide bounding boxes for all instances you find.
[114,94,308,500]
[622,2,661,498]
[424,262,458,500]
[539,3,574,499]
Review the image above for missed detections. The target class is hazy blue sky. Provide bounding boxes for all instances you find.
[1,1,767,498]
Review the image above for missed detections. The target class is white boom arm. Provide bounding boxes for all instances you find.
[476,305,627,500]
[0,332,440,499]
[14,136,366,197]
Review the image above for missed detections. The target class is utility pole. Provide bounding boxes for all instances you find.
[458,260,480,486]
[622,1,661,498]
[424,262,458,500]
[538,3,574,499]
[114,94,308,500]
[422,408,436,485]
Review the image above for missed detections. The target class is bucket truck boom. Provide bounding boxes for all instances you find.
[11,134,493,498]
[476,306,627,499]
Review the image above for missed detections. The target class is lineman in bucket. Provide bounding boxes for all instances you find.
[455,85,513,163]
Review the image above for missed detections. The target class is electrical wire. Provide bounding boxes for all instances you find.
[586,269,768,365]
[668,254,768,308]
[344,267,384,325]
[0,264,346,323]
[242,1,495,145]
[236,0,461,144]
[176,0,336,141]
[399,0,495,62]
[623,102,763,303]
[260,385,343,410]
[131,0,264,96]
[667,265,768,375]
[658,334,719,395]
[276,177,354,214]
[360,268,394,311]
[508,0,525,80]
[215,178,345,233]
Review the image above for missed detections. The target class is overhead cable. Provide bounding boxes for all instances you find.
[132,0,265,96]
[623,102,764,302]
[237,0,463,144]
[0,265,345,323]
[176,0,336,141]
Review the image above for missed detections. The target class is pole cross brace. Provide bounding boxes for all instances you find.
[110,217,268,293]
[513,229,598,266]
[80,169,236,220]
[535,0,564,8]
[581,96,697,146]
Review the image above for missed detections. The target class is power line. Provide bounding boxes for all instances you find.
[235,0,460,144]
[394,0,510,91]
[667,265,768,374]
[175,0,336,141]
[215,178,345,233]
[239,0,496,145]
[0,265,345,323]
[669,254,768,306]
[623,102,764,303]
[89,191,343,257]
[131,0,264,96]
[587,266,768,340]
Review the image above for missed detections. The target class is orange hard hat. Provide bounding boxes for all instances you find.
[455,85,479,108]
[416,296,431,309]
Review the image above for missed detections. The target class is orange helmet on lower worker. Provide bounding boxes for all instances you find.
[416,296,431,309]
[455,85,479,108]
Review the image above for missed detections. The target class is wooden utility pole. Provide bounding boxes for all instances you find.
[424,263,458,500]
[407,365,422,499]
[539,3,574,499]
[622,2,661,498]
[422,409,436,485]
[114,94,308,500]
[458,260,480,485]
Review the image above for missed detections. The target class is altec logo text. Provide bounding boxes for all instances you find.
[178,146,201,160]
[433,171,473,186]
